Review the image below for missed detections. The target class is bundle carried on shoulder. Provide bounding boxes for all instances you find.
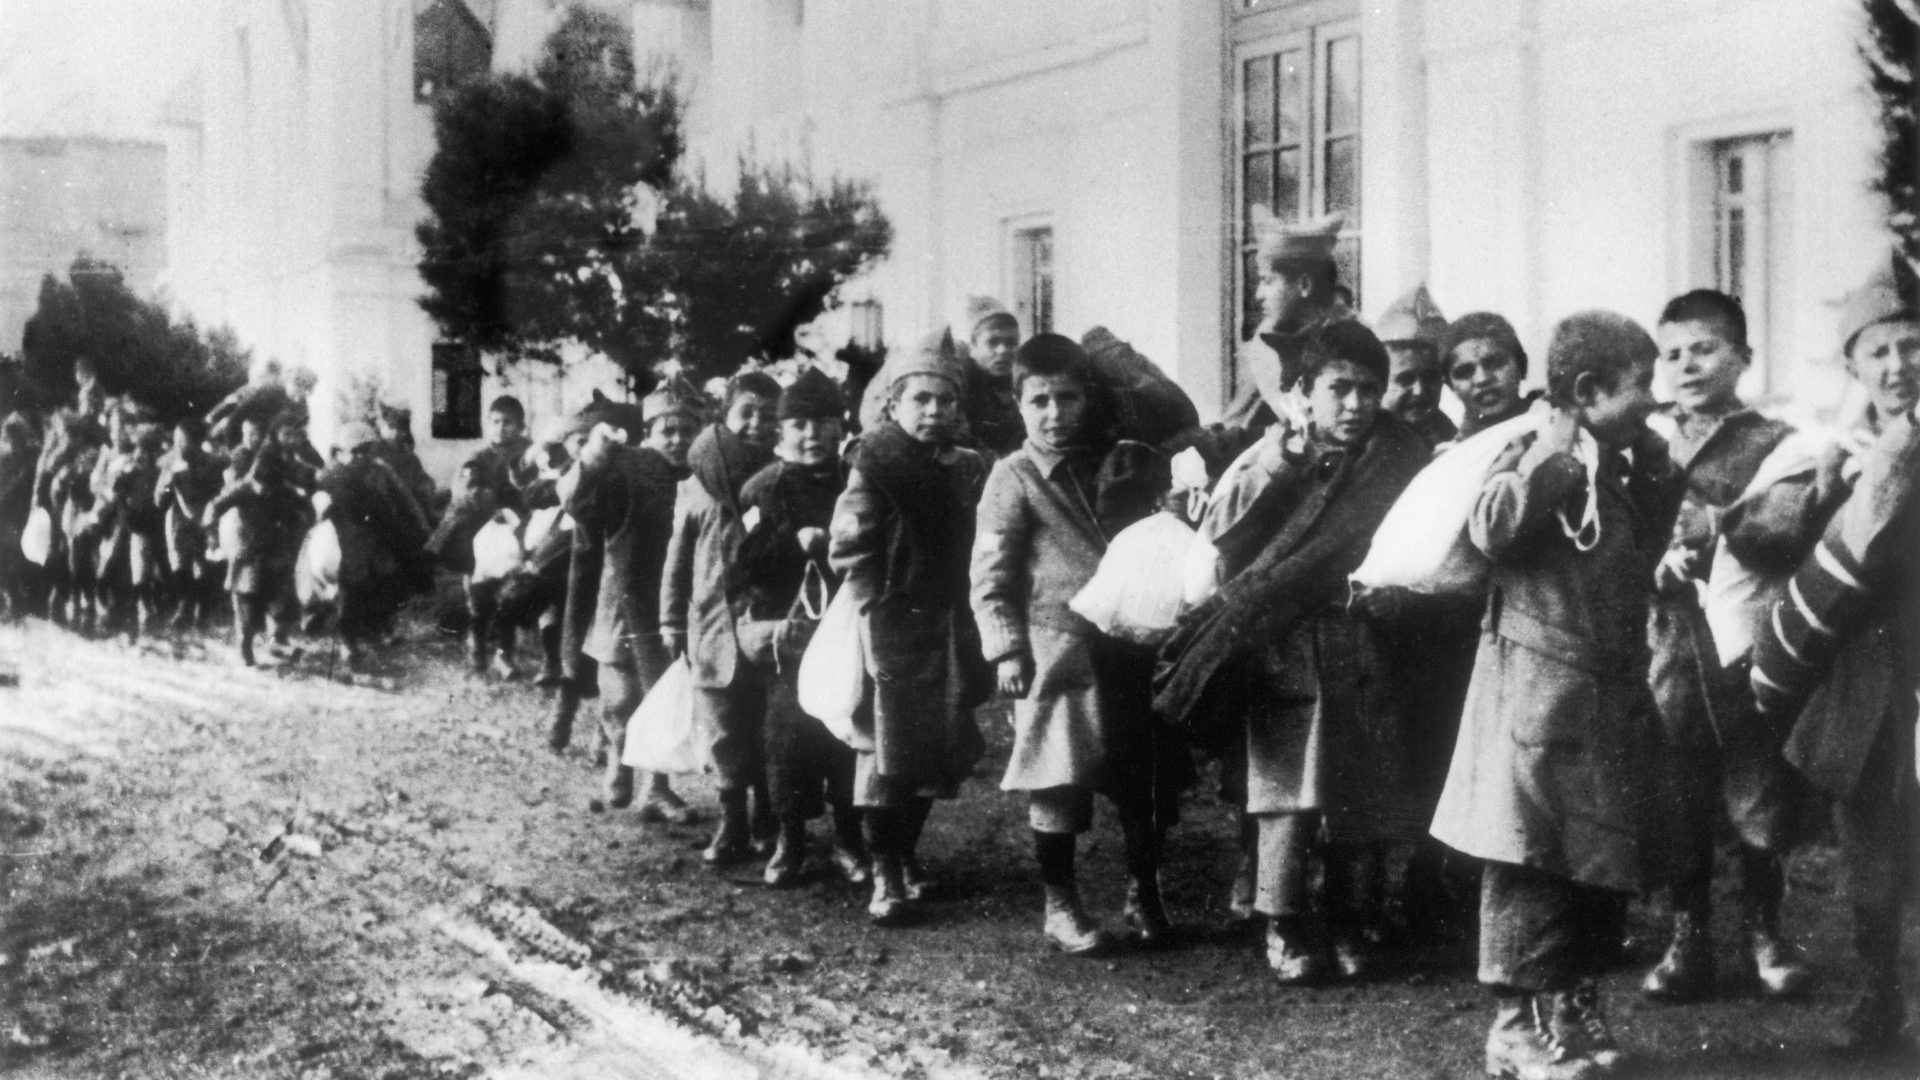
[1350,406,1599,599]
[1070,510,1200,645]
[469,509,525,583]
[1080,327,1201,447]
[1700,430,1839,667]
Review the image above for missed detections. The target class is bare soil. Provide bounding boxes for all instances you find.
[2,609,1918,1080]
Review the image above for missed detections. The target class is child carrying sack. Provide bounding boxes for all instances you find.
[796,584,876,751]
[1071,511,1199,645]
[621,657,715,774]
[1701,430,1837,667]
[1351,407,1600,598]
[20,506,52,566]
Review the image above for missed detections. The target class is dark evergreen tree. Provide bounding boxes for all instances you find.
[1864,0,1919,267]
[415,5,889,384]
[17,256,249,421]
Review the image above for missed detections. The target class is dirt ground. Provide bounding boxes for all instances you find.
[3,609,1919,1080]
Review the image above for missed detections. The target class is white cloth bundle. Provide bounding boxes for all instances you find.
[470,509,525,582]
[796,585,875,751]
[622,657,713,774]
[295,520,341,606]
[1351,407,1600,598]
[20,506,51,566]
[1069,512,1200,644]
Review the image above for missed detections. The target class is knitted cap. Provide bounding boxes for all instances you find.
[1374,284,1448,348]
[887,328,966,392]
[965,295,1016,336]
[778,366,847,422]
[642,375,707,425]
[1837,257,1917,355]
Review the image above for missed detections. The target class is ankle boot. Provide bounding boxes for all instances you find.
[702,789,754,865]
[865,811,910,925]
[764,818,807,887]
[1486,995,1599,1080]
[1265,916,1331,985]
[1641,910,1712,1002]
[829,807,871,885]
[1736,849,1810,998]
[1036,832,1111,956]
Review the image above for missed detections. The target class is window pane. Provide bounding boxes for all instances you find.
[1278,49,1306,146]
[1242,249,1263,344]
[1325,36,1359,134]
[1324,135,1358,220]
[1725,153,1745,197]
[1276,147,1302,222]
[1244,152,1274,227]
[1724,206,1747,295]
[1244,56,1274,145]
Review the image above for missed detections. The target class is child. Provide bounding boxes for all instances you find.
[91,412,167,639]
[1375,285,1456,445]
[830,330,991,925]
[0,412,39,620]
[1638,290,1811,1003]
[156,418,227,629]
[318,421,432,669]
[1442,313,1533,440]
[566,386,698,817]
[971,334,1189,954]
[209,415,314,665]
[736,367,867,887]
[428,394,535,677]
[1431,311,1683,1079]
[662,371,780,864]
[1154,322,1431,981]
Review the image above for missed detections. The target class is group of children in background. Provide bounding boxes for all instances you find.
[2,235,1918,1080]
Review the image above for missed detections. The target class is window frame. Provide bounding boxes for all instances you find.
[1676,126,1794,401]
[1005,217,1056,337]
[1227,14,1362,395]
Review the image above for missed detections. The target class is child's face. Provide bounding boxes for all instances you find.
[1382,344,1443,425]
[1447,337,1525,423]
[723,393,778,451]
[1657,318,1747,416]
[1305,359,1383,447]
[777,417,844,466]
[1017,372,1088,452]
[486,408,526,448]
[645,413,698,467]
[971,319,1020,378]
[892,374,961,445]
[1578,356,1658,447]
[1845,317,1920,419]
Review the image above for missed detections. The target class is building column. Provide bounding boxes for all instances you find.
[1359,0,1432,318]
[1147,0,1228,417]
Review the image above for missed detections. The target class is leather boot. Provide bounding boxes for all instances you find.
[1641,911,1712,1001]
[1736,849,1811,998]
[637,774,696,825]
[1548,981,1624,1072]
[1120,816,1173,948]
[1036,831,1110,956]
[1265,916,1330,985]
[702,789,755,866]
[829,807,871,885]
[546,682,579,754]
[1485,995,1599,1080]
[864,811,909,926]
[763,818,807,888]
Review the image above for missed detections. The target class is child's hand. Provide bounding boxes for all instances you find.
[1533,399,1582,457]
[996,654,1033,699]
[795,526,827,555]
[1653,546,1699,594]
[663,629,686,659]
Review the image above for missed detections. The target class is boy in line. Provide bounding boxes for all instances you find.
[736,368,868,887]
[662,372,780,863]
[1432,311,1684,1079]
[429,394,535,678]
[1443,314,1534,441]
[971,334,1186,955]
[830,330,991,925]
[1376,285,1457,446]
[1639,290,1810,1002]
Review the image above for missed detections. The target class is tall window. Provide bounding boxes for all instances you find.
[1700,132,1793,396]
[1233,17,1361,348]
[1009,223,1055,335]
